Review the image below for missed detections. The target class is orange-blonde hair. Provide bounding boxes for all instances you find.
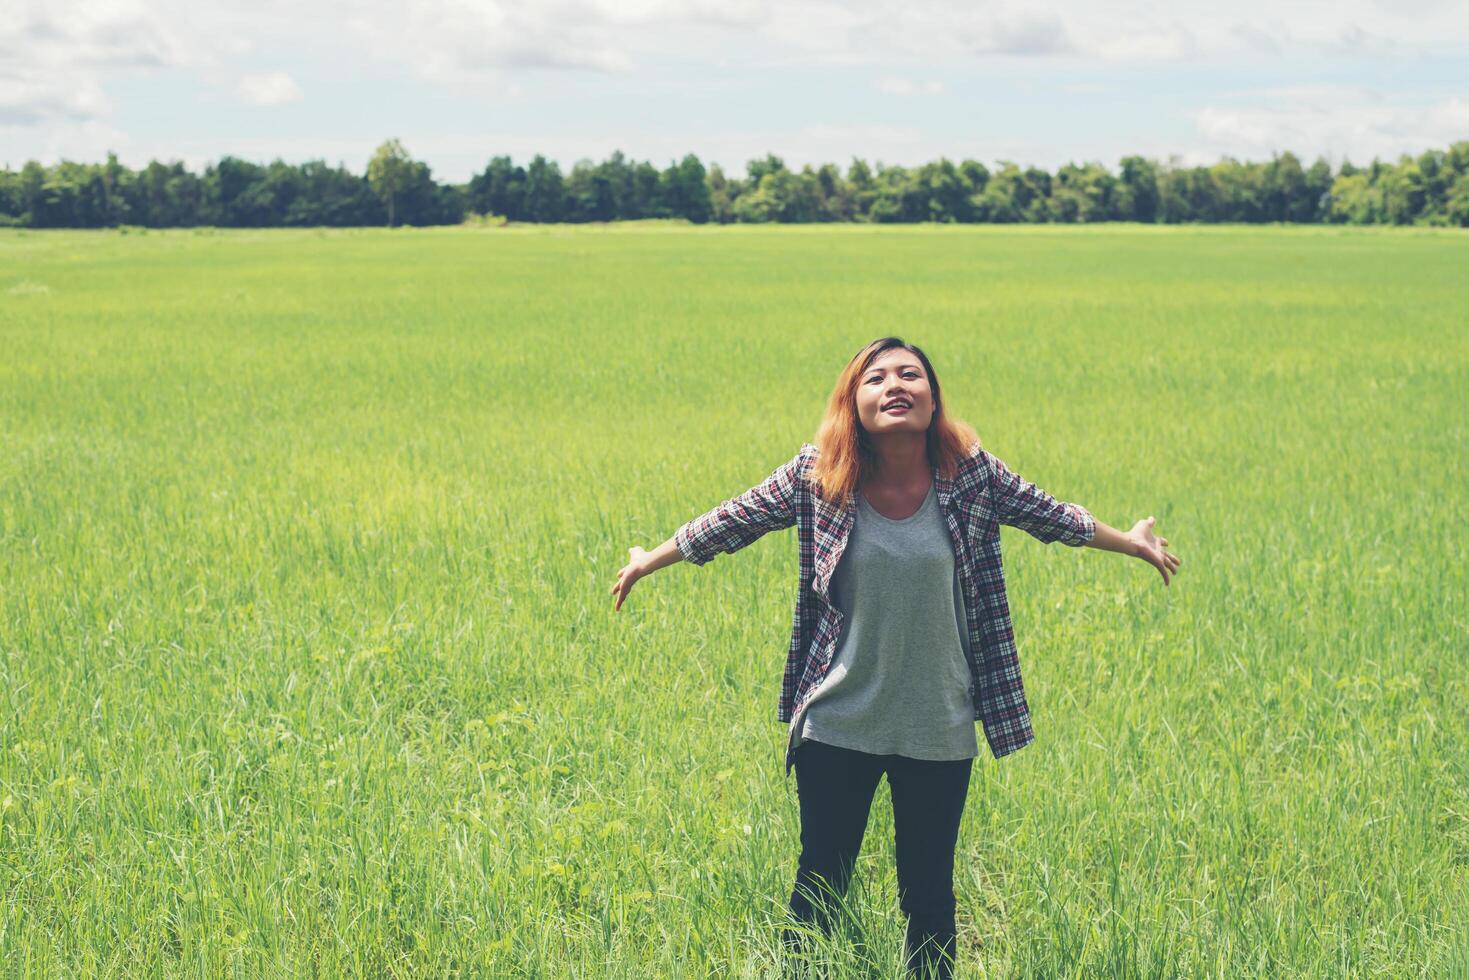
[810,337,982,506]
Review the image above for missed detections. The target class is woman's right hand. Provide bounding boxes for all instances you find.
[610,547,651,612]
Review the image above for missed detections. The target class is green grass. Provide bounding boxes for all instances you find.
[1,223,1466,977]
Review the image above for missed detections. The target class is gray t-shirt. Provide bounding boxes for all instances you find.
[793,481,979,761]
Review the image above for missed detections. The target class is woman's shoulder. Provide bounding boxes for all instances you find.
[953,440,991,493]
[795,442,820,479]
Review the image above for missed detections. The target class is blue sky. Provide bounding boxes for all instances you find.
[4,0,1467,181]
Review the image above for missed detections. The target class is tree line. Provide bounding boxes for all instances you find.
[3,138,1468,228]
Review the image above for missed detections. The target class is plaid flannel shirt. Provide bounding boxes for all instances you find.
[675,441,1096,776]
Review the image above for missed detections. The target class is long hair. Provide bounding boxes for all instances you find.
[810,337,981,507]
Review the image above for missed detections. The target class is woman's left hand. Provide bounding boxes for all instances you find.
[1130,516,1181,587]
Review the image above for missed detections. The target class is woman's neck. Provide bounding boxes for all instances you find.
[864,433,930,487]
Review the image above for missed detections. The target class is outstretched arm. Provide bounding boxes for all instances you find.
[986,449,1096,546]
[984,448,1181,587]
[672,446,803,566]
[1084,515,1182,587]
[610,447,805,612]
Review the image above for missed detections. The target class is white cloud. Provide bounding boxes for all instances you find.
[0,79,110,125]
[966,13,1074,55]
[1325,22,1407,57]
[853,1,1467,64]
[1090,24,1197,61]
[343,0,689,79]
[0,0,186,128]
[584,0,771,28]
[1189,90,1469,164]
[0,118,134,167]
[875,77,945,97]
[1229,22,1285,56]
[237,71,302,106]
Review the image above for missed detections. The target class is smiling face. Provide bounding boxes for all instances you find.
[855,347,935,436]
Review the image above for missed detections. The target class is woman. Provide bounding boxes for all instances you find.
[609,337,1180,978]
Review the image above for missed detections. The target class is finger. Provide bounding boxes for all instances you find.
[1160,537,1168,547]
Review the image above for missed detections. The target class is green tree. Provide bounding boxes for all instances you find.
[959,159,990,198]
[814,163,851,220]
[1303,158,1334,222]
[658,153,712,223]
[565,159,615,222]
[0,168,20,226]
[469,156,527,220]
[1326,172,1378,224]
[1052,161,1117,222]
[1379,155,1427,225]
[1262,152,1308,222]
[846,159,878,219]
[15,161,46,226]
[914,159,976,222]
[705,164,740,224]
[746,154,786,185]
[1445,170,1469,227]
[974,162,1050,222]
[523,155,565,222]
[202,157,269,226]
[1117,156,1158,222]
[367,138,413,227]
[732,166,823,223]
[597,151,636,218]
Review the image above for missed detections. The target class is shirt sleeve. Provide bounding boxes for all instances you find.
[675,446,805,566]
[982,449,1096,547]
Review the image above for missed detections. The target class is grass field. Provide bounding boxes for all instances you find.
[1,223,1466,977]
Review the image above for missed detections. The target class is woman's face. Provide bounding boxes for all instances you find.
[856,348,934,436]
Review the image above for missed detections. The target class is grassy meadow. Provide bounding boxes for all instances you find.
[1,223,1466,977]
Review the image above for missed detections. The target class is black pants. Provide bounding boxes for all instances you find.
[782,738,973,979]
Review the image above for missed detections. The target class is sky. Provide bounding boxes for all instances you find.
[3,0,1468,181]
